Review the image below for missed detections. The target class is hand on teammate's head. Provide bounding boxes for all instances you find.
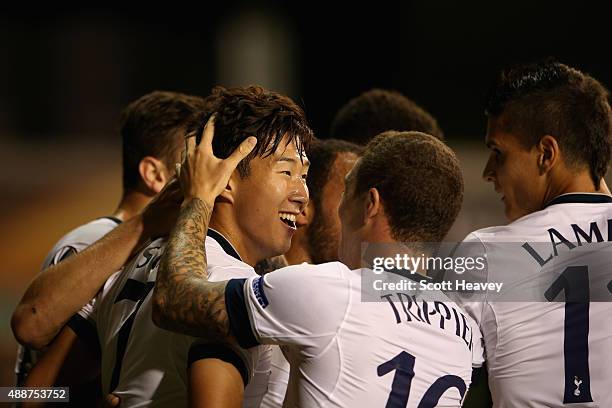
[178,114,257,208]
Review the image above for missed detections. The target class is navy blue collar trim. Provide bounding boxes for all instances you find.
[98,216,122,225]
[545,193,612,208]
[207,229,242,261]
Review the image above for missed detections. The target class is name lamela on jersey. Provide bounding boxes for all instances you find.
[380,292,476,351]
[522,219,612,266]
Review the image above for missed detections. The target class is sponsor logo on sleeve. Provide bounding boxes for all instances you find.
[252,276,269,308]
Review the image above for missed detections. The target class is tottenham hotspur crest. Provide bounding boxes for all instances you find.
[574,376,582,396]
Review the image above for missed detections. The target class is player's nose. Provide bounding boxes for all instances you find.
[482,156,496,183]
[289,179,309,212]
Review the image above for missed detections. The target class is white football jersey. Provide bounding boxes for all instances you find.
[456,193,612,407]
[260,346,290,408]
[15,216,121,384]
[224,261,483,408]
[93,229,271,408]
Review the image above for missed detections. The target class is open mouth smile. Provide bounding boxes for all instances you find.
[279,212,297,230]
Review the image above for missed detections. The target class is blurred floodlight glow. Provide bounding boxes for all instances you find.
[215,9,298,96]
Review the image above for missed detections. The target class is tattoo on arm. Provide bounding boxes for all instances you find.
[154,198,233,341]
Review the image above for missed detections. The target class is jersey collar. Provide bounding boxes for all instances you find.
[98,216,123,225]
[545,193,612,208]
[207,228,242,261]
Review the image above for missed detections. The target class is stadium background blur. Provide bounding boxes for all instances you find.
[0,1,609,397]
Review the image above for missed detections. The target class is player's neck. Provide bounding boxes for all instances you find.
[113,190,153,222]
[545,171,611,205]
[285,242,312,265]
[208,212,257,266]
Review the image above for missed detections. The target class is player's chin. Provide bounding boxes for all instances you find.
[274,226,294,250]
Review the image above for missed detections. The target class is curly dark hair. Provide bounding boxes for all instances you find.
[121,91,208,191]
[330,89,444,145]
[354,131,463,242]
[192,85,314,178]
[485,59,612,188]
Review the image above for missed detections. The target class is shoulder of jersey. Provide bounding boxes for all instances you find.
[51,217,119,249]
[270,261,350,280]
[468,207,558,242]
[204,236,257,280]
[62,217,118,238]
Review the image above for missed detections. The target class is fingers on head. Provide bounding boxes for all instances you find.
[228,136,257,167]
[201,113,216,150]
[186,135,196,157]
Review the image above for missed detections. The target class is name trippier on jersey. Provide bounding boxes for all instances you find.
[373,279,503,293]
[380,293,475,351]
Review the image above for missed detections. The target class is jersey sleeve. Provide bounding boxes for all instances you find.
[259,346,289,408]
[451,233,490,371]
[243,345,272,408]
[43,226,111,268]
[224,262,351,349]
[186,339,271,390]
[467,313,485,368]
[187,342,252,386]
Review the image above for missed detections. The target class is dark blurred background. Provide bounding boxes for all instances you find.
[0,0,609,394]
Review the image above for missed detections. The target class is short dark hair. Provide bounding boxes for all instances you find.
[485,59,612,187]
[193,86,313,178]
[355,131,463,242]
[330,89,444,145]
[121,91,207,191]
[306,139,364,207]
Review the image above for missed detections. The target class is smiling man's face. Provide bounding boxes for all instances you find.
[232,136,310,261]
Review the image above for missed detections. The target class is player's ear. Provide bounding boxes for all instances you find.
[139,156,168,195]
[218,168,240,204]
[364,187,381,221]
[537,135,559,174]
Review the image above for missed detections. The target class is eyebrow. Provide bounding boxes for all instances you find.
[277,156,310,168]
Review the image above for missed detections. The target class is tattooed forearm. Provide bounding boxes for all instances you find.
[153,198,233,342]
